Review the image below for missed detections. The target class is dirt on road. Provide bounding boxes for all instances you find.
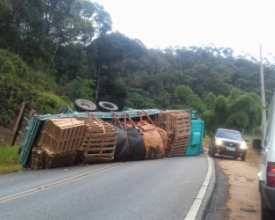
[213,144,261,219]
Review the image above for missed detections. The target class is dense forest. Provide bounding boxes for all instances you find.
[1,0,275,135]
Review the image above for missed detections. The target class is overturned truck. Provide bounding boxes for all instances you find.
[11,100,204,169]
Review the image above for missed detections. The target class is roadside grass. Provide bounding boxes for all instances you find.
[246,145,261,167]
[244,133,262,143]
[244,134,262,167]
[0,143,22,174]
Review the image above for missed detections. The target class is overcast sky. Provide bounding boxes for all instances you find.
[94,0,275,61]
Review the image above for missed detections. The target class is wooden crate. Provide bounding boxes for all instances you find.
[37,118,86,154]
[81,132,118,149]
[43,148,77,169]
[83,149,115,163]
[172,116,190,136]
[167,136,190,156]
[79,117,118,163]
[152,110,190,156]
[31,147,45,170]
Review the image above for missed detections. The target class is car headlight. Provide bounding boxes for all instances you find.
[215,139,222,146]
[240,142,247,149]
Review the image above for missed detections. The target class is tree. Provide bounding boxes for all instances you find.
[174,85,206,112]
[125,88,156,109]
[204,92,216,111]
[227,88,241,103]
[0,0,112,77]
[0,0,12,32]
[55,43,90,84]
[44,0,97,72]
[226,112,249,130]
[214,95,228,126]
[227,93,261,128]
[60,76,95,102]
[87,34,119,100]
[201,110,216,133]
[93,3,112,35]
[87,32,147,101]
[174,85,194,101]
[186,94,206,113]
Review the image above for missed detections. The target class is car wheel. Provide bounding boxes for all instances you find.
[209,146,215,157]
[98,101,118,112]
[261,196,275,220]
[74,99,97,112]
[241,152,247,161]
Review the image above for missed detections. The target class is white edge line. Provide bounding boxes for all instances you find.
[184,154,213,220]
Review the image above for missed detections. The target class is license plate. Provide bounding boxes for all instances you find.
[226,147,235,151]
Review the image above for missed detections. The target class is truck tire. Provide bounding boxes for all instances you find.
[74,99,97,112]
[98,101,118,112]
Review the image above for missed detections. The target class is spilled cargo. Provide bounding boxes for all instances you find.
[12,102,204,169]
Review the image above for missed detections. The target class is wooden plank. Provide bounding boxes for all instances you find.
[10,102,27,146]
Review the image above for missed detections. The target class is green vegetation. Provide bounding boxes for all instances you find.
[0,144,22,174]
[1,0,273,137]
[244,133,263,144]
[0,49,72,127]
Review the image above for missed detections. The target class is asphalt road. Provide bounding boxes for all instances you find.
[0,155,210,220]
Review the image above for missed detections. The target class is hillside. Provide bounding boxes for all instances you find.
[1,0,274,135]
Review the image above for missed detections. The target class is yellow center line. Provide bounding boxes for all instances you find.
[0,162,124,204]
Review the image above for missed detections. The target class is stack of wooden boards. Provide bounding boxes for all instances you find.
[30,110,191,169]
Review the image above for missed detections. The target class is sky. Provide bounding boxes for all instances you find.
[94,0,275,62]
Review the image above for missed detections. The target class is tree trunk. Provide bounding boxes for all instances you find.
[46,39,62,74]
[95,66,101,100]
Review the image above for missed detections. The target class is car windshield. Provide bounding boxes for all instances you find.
[216,130,243,141]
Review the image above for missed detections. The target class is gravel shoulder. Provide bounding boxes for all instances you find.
[203,141,261,220]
